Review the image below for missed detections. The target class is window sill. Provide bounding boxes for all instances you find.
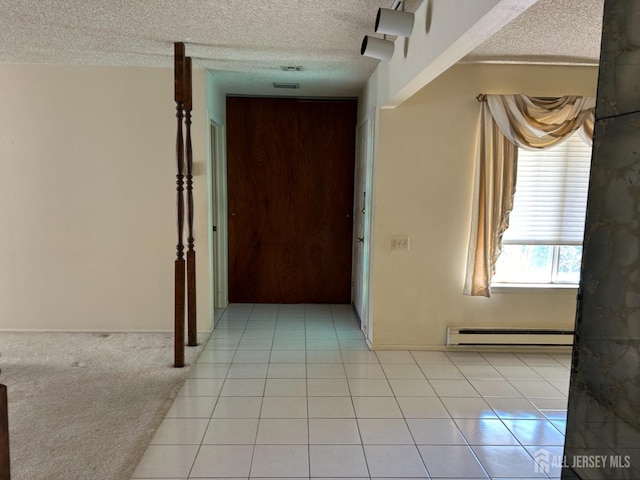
[491,283,578,295]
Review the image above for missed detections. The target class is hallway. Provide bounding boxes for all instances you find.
[132,304,569,479]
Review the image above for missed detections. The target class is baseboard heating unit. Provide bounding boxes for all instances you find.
[446,327,574,347]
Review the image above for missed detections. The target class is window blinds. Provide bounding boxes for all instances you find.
[502,133,592,245]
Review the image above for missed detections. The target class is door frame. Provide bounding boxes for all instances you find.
[215,97,364,309]
[208,116,229,312]
[352,109,377,343]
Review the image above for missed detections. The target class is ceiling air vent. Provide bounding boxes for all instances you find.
[273,82,300,89]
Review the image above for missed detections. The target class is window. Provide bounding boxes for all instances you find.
[492,133,592,286]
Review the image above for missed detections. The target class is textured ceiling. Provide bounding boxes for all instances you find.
[0,0,604,96]
[0,0,420,96]
[464,0,604,65]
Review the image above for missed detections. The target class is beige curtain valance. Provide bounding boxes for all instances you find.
[463,94,595,297]
[488,95,595,150]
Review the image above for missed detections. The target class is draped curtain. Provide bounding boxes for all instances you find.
[463,95,596,297]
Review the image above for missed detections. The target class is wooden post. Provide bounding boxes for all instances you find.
[184,57,198,347]
[0,385,9,480]
[174,42,186,368]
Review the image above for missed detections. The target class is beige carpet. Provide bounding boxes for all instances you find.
[0,331,206,480]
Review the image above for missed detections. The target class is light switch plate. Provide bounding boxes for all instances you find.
[391,235,410,251]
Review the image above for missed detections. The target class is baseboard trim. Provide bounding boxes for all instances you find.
[369,342,572,353]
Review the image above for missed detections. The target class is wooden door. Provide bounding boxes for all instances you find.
[227,97,356,304]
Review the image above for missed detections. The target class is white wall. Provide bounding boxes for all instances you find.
[0,64,211,332]
[369,63,599,349]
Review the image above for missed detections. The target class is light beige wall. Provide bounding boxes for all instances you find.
[370,63,599,349]
[0,64,211,332]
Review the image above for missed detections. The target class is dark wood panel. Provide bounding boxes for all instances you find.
[297,100,356,303]
[227,97,300,303]
[0,385,9,480]
[227,96,356,303]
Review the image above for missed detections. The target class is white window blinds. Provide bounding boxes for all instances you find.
[502,133,592,245]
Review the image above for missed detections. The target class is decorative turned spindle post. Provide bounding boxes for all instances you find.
[184,56,198,347]
[0,385,9,480]
[174,42,186,368]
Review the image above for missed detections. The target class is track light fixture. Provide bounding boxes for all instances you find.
[361,35,394,61]
[375,7,414,37]
[360,1,414,61]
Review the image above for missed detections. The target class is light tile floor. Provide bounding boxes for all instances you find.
[132,303,570,480]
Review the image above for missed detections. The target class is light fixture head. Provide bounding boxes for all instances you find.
[360,35,394,61]
[375,7,415,37]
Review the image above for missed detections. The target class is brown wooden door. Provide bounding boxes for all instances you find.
[227,96,356,304]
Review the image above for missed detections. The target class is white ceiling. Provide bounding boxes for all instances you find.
[464,0,604,66]
[0,0,604,97]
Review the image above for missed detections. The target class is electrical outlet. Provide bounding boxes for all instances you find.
[390,235,410,251]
